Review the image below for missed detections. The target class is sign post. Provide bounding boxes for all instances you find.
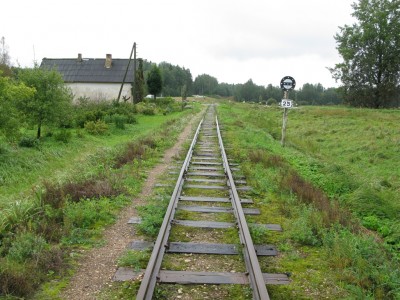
[279,76,296,147]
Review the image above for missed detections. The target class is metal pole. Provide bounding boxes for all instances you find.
[281,90,289,147]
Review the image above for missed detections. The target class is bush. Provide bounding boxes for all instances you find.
[142,107,155,115]
[113,114,127,129]
[7,232,48,263]
[54,129,72,143]
[114,142,147,168]
[288,205,324,246]
[249,224,270,244]
[1,200,38,235]
[18,136,39,148]
[74,111,97,128]
[126,113,137,124]
[0,258,40,297]
[266,98,278,106]
[84,120,108,135]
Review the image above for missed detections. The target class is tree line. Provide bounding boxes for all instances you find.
[3,0,400,108]
[142,0,400,108]
[143,64,343,105]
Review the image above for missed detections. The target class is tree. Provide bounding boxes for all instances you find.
[0,37,11,66]
[330,0,400,108]
[181,84,187,101]
[134,58,144,103]
[234,79,267,102]
[193,74,218,95]
[0,37,12,77]
[146,64,162,99]
[158,62,193,97]
[17,67,72,138]
[297,83,324,105]
[0,74,35,139]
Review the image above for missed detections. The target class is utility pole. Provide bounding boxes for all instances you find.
[132,43,137,104]
[117,42,136,103]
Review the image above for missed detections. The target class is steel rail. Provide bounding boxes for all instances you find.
[136,117,204,300]
[216,116,270,300]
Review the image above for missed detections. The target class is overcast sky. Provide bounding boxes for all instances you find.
[2,0,355,88]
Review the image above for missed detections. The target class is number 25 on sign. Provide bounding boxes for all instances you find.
[281,100,293,108]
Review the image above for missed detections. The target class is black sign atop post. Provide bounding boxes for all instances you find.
[280,76,296,147]
[280,76,296,91]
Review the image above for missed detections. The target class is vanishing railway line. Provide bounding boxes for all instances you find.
[114,105,290,299]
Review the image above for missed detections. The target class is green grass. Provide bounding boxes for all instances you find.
[217,101,400,299]
[0,104,202,299]
[0,112,192,206]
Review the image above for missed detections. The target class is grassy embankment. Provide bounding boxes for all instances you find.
[102,101,399,299]
[0,101,202,299]
[217,102,399,299]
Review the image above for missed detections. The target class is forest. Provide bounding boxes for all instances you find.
[141,60,343,105]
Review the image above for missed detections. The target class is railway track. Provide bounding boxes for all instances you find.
[114,105,290,299]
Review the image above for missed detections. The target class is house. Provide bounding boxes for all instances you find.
[40,54,135,101]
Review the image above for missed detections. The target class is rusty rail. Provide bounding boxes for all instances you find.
[216,116,270,300]
[135,105,276,299]
[136,117,204,300]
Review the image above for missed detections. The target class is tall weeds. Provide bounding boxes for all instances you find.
[281,171,358,231]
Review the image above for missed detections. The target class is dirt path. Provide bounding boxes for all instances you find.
[60,113,201,300]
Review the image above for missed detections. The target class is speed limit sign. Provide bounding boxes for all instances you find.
[281,100,293,108]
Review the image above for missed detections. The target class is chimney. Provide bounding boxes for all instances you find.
[105,54,112,68]
[77,53,83,62]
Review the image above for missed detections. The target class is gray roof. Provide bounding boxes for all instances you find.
[40,58,135,83]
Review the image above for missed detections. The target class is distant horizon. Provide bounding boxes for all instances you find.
[2,0,354,89]
[35,54,341,89]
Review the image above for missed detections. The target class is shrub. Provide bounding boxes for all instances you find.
[249,224,270,244]
[362,215,380,231]
[288,205,324,246]
[113,114,127,129]
[18,136,39,148]
[126,113,137,124]
[142,107,155,115]
[266,98,278,106]
[0,258,40,297]
[7,232,48,263]
[114,142,147,168]
[1,200,38,235]
[43,178,122,204]
[75,111,97,128]
[84,120,108,135]
[35,245,65,273]
[54,129,72,143]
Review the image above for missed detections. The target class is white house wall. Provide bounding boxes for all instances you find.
[67,83,132,102]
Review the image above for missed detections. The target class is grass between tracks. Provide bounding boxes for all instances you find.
[0,102,201,300]
[217,101,400,299]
